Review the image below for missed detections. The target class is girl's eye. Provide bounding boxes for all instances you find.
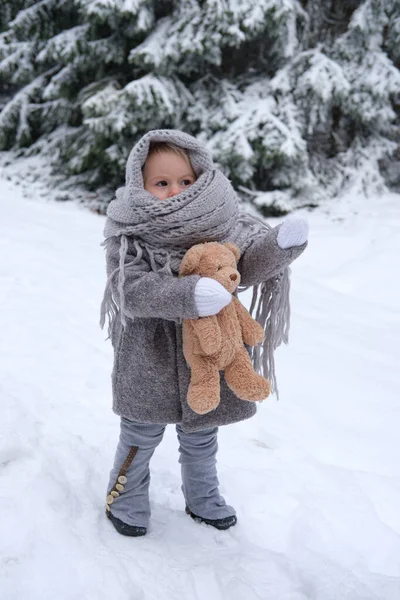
[181,179,192,186]
[156,180,168,187]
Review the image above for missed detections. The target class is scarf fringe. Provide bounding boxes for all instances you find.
[100,235,175,339]
[244,268,291,400]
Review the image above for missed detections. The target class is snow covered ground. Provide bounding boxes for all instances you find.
[1,168,400,600]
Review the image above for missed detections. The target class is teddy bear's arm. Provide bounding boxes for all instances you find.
[191,316,222,356]
[232,297,265,347]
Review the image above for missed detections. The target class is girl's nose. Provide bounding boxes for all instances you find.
[168,184,180,197]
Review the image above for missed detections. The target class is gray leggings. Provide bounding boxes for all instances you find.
[106,418,235,528]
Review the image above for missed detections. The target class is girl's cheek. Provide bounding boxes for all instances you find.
[155,188,167,200]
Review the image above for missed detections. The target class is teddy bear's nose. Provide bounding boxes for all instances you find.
[230,273,238,282]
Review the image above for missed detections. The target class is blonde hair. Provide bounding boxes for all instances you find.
[146,141,190,162]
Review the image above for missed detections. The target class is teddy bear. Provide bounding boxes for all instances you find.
[179,241,271,415]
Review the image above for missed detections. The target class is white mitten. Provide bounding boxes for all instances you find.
[277,217,309,250]
[194,277,232,317]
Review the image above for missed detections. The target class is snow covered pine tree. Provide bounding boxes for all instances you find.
[0,0,399,213]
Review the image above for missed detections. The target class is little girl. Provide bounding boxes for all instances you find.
[100,130,308,537]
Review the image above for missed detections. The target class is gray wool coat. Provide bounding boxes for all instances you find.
[106,227,306,432]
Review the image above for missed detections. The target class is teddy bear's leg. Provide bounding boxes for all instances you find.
[224,347,271,401]
[187,356,220,415]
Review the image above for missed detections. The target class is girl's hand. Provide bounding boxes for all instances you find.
[277,217,309,250]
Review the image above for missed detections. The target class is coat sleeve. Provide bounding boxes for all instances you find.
[106,237,200,321]
[238,226,307,287]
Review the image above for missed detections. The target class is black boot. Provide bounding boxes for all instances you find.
[185,506,237,530]
[106,511,147,537]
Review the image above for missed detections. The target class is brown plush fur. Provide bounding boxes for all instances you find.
[179,242,271,415]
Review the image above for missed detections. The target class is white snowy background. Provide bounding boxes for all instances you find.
[1,161,400,600]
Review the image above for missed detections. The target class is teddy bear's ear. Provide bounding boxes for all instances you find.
[223,242,241,262]
[179,244,205,276]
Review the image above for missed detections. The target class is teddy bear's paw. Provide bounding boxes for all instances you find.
[244,322,265,346]
[244,330,264,347]
[227,373,271,402]
[248,321,265,346]
[188,384,220,415]
[243,375,271,401]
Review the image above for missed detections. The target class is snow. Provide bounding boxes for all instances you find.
[0,169,400,600]
[36,25,90,65]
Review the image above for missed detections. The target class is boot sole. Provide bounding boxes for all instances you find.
[106,511,147,537]
[185,506,237,530]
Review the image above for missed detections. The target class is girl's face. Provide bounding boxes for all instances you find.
[143,151,196,200]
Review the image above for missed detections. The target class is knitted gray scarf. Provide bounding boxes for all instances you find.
[100,129,290,396]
